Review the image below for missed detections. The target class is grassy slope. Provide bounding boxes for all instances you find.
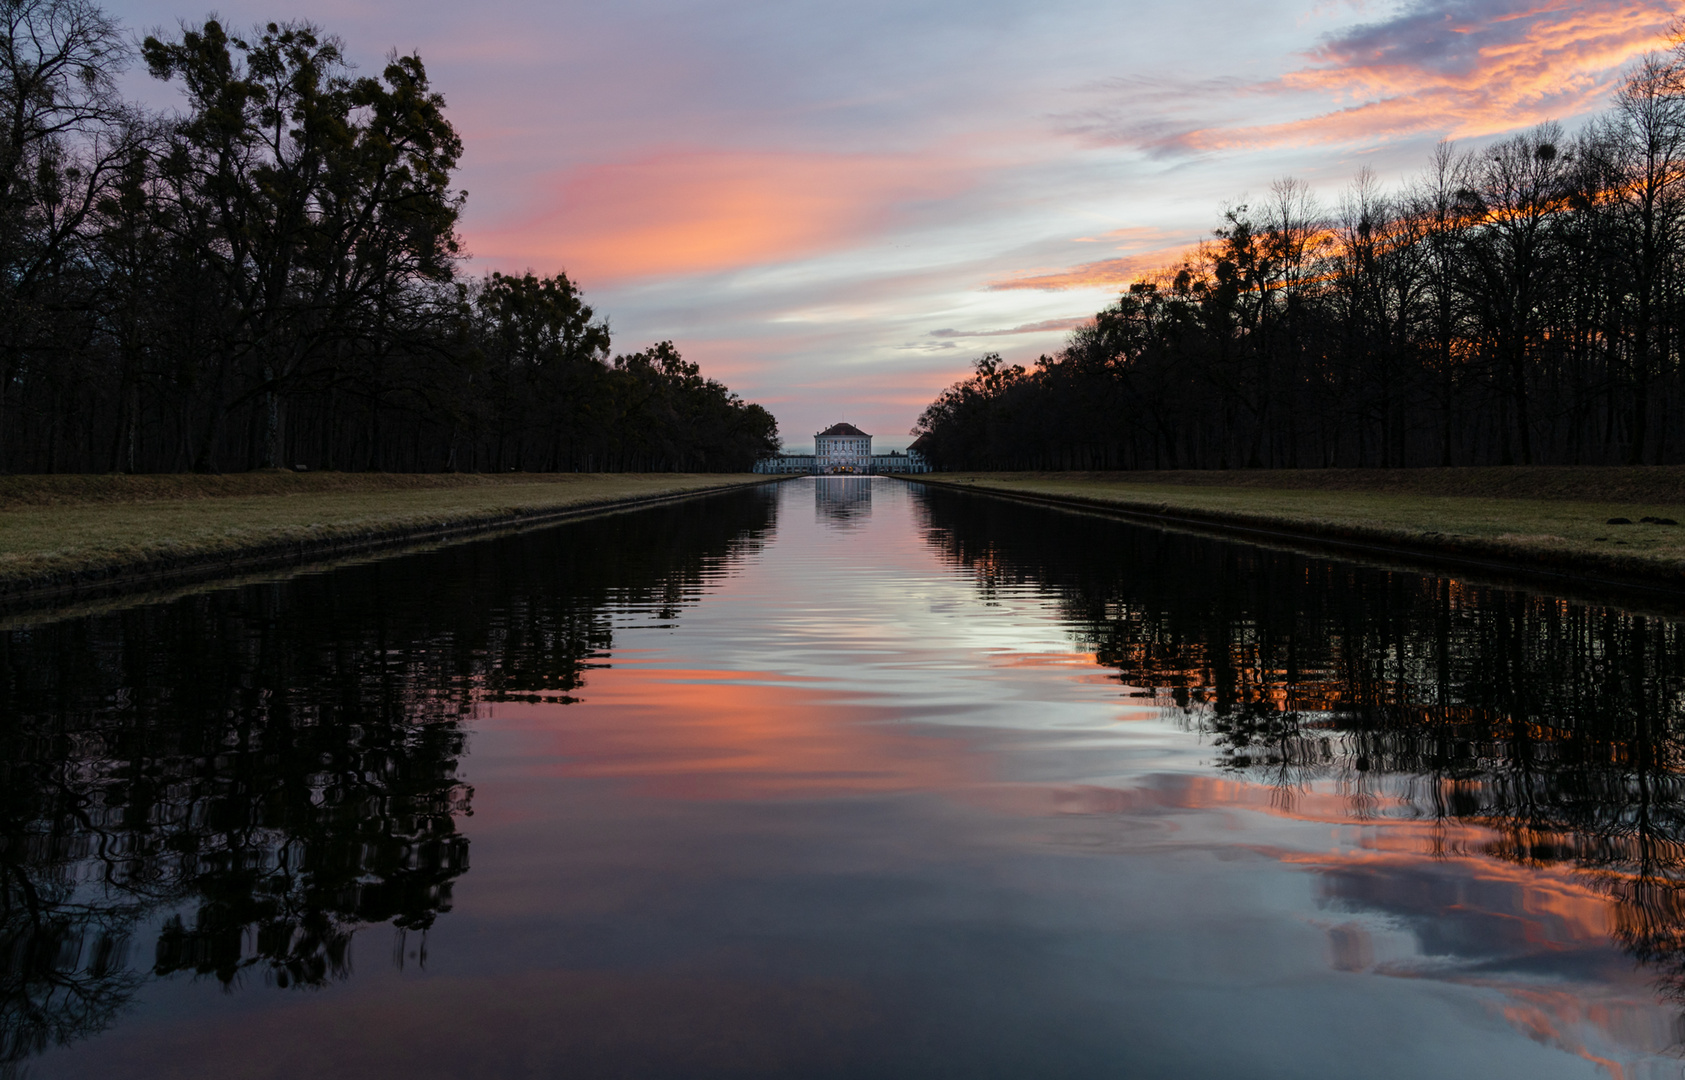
[918,469,1685,587]
[0,472,772,598]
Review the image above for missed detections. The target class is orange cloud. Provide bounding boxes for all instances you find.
[1071,226,1184,245]
[987,246,1195,292]
[1087,1,1677,153]
[471,150,969,284]
[1248,1,1673,145]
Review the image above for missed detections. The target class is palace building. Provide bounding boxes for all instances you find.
[753,422,930,474]
[816,422,870,471]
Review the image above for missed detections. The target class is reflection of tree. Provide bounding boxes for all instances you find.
[917,487,1685,998]
[0,487,776,1070]
[0,869,144,1072]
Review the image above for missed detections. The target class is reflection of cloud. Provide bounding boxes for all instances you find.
[472,150,970,285]
[1303,849,1612,963]
[996,773,1618,956]
[498,665,976,800]
[992,770,1679,1068]
[1326,922,1375,972]
[1301,852,1680,1073]
[1076,0,1676,152]
[1479,984,1668,1077]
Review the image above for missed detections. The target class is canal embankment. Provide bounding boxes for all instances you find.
[913,468,1685,595]
[0,472,780,610]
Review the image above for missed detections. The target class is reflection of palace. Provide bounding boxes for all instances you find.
[754,422,931,474]
[815,476,872,525]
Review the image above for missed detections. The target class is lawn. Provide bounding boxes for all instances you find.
[918,468,1685,587]
[0,472,773,598]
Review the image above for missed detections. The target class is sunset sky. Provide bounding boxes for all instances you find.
[123,0,1680,449]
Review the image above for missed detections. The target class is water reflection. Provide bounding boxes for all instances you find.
[916,484,1685,1014]
[14,476,1685,1078]
[0,489,777,1073]
[814,476,872,527]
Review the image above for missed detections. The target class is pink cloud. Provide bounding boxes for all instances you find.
[468,149,971,285]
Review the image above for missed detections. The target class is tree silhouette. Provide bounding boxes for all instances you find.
[914,37,1685,471]
[0,5,778,474]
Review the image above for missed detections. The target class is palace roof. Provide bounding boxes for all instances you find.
[816,422,870,438]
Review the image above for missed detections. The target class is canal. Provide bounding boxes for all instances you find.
[5,476,1685,1078]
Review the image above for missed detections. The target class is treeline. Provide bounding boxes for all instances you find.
[0,0,778,473]
[916,41,1685,470]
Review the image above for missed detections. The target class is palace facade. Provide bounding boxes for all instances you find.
[817,422,870,470]
[753,422,930,474]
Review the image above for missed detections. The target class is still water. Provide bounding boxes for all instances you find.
[6,476,1685,1078]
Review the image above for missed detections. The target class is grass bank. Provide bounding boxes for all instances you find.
[0,472,777,609]
[914,468,1685,594]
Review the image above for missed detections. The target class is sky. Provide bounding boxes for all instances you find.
[117,0,1681,450]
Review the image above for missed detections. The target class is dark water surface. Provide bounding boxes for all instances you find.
[7,477,1685,1078]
